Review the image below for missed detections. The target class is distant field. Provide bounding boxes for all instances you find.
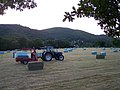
[0,48,120,90]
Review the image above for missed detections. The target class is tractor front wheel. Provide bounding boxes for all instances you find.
[58,55,64,61]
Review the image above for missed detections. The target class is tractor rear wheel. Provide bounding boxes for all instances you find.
[44,53,52,61]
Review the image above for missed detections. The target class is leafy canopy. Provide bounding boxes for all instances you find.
[63,0,120,38]
[0,0,37,14]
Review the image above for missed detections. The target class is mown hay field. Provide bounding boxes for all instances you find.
[0,48,120,90]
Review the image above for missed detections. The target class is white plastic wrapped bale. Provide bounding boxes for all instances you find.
[68,48,73,52]
[102,47,106,50]
[83,48,86,50]
[64,48,69,53]
[28,61,44,71]
[91,51,97,55]
[100,52,106,56]
[14,51,31,58]
[0,51,4,54]
[113,49,118,52]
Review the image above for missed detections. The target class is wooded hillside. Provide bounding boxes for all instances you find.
[0,24,117,50]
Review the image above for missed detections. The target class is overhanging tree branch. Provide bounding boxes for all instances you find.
[63,0,120,38]
[0,0,37,15]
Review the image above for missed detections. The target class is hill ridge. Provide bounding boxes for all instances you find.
[0,24,108,42]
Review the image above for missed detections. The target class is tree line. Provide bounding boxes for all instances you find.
[0,36,120,51]
[0,37,71,50]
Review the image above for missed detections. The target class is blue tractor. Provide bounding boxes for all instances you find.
[41,46,64,61]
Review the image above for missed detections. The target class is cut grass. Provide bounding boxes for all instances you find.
[0,48,120,90]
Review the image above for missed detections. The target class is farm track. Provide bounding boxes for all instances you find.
[0,48,120,90]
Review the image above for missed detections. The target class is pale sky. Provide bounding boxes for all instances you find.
[0,0,105,35]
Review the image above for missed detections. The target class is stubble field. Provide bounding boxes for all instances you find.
[0,48,120,90]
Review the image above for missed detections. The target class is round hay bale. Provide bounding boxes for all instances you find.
[28,61,44,71]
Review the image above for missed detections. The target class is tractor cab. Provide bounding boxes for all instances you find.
[44,46,54,52]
